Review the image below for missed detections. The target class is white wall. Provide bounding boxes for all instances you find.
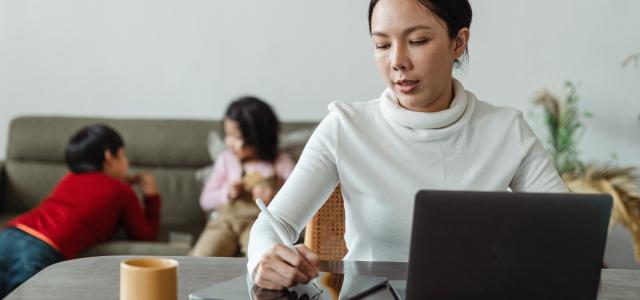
[1,0,639,167]
[464,0,640,168]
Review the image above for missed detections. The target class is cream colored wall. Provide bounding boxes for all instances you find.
[1,0,639,167]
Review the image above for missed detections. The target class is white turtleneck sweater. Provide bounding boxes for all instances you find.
[247,80,567,276]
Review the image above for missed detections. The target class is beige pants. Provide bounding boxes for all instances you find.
[190,197,261,257]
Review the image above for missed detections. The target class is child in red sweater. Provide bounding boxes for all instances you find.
[0,124,161,298]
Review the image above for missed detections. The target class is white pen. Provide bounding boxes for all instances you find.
[255,198,321,290]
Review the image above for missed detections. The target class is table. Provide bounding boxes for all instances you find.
[6,256,640,299]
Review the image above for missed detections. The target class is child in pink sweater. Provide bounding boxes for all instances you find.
[191,97,295,257]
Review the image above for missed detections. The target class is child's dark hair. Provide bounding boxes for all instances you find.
[225,96,280,162]
[65,124,124,173]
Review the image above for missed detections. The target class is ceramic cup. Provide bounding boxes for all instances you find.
[120,258,178,300]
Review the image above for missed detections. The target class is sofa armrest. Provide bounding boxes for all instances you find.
[0,160,5,202]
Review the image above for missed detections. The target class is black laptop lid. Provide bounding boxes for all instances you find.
[406,191,612,300]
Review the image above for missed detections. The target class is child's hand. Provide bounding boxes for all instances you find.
[252,183,276,206]
[124,174,140,185]
[228,180,244,200]
[131,172,159,196]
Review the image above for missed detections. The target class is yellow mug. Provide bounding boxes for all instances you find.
[120,258,178,300]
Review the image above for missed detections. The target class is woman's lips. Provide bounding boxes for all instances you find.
[394,80,419,94]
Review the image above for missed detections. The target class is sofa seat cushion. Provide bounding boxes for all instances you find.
[0,213,20,227]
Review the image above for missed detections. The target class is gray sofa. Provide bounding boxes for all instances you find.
[0,116,316,256]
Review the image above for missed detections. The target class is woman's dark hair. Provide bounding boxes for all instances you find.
[225,96,280,162]
[65,124,124,173]
[368,0,472,66]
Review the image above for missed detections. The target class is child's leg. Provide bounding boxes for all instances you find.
[0,229,11,298]
[228,199,261,256]
[0,228,64,298]
[238,220,256,256]
[190,219,239,257]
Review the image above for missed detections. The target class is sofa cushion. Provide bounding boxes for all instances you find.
[0,160,5,199]
[0,213,19,227]
[7,116,214,167]
[3,161,67,213]
[7,117,317,167]
[128,166,207,226]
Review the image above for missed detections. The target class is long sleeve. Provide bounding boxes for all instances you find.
[247,111,341,279]
[199,152,232,212]
[510,113,567,193]
[122,189,161,241]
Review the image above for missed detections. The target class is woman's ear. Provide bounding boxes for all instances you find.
[453,27,470,59]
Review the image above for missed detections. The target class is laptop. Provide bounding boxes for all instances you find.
[390,190,612,300]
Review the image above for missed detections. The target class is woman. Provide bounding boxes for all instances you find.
[247,0,566,290]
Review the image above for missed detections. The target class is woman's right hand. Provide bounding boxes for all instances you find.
[254,243,319,290]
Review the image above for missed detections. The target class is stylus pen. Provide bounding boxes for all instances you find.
[255,198,297,250]
[255,198,321,290]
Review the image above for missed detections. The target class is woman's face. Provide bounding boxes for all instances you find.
[223,118,257,161]
[370,0,468,112]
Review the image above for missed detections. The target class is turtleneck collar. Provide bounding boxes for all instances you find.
[380,79,469,130]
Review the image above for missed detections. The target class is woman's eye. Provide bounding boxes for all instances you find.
[410,39,428,46]
[375,44,390,50]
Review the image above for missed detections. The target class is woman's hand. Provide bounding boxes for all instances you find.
[254,244,319,290]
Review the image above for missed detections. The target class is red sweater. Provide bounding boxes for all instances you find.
[7,172,161,259]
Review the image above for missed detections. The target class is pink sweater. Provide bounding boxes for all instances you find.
[199,150,295,212]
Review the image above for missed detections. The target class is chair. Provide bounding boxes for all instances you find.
[303,186,348,260]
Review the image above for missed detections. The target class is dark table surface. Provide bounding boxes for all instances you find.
[6,256,640,299]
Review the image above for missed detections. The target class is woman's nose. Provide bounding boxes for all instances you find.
[391,45,411,71]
